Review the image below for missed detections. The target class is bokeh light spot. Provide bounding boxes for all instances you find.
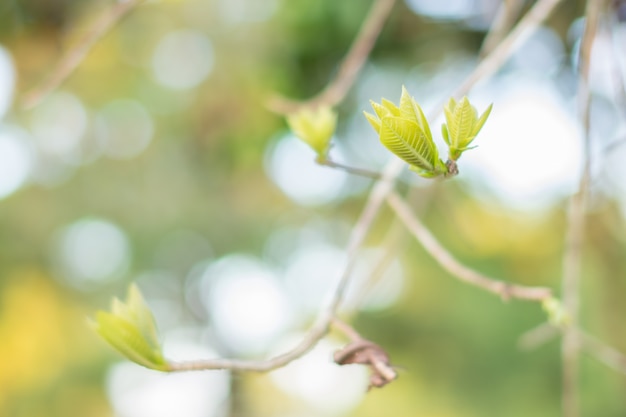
[405,0,476,20]
[30,92,88,162]
[152,30,214,90]
[0,46,15,120]
[55,218,131,290]
[265,133,348,206]
[95,99,154,159]
[283,242,345,319]
[507,26,564,75]
[270,337,369,414]
[0,126,33,199]
[217,0,278,24]
[107,339,230,417]
[463,77,583,210]
[200,255,291,355]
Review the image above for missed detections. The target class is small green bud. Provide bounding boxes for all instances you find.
[287,106,337,159]
[542,296,570,327]
[91,284,168,371]
[442,97,492,161]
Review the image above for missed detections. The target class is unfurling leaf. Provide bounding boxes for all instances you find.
[365,86,447,178]
[442,96,492,161]
[287,106,337,159]
[91,284,168,371]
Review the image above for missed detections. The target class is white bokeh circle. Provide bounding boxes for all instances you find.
[152,30,214,90]
[0,126,33,199]
[200,255,291,355]
[55,218,131,289]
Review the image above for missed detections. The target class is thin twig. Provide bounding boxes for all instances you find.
[518,322,559,351]
[386,190,552,302]
[318,158,382,180]
[167,161,398,372]
[167,0,565,373]
[454,0,565,101]
[578,330,626,375]
[561,1,602,416]
[518,323,626,376]
[266,0,397,114]
[331,317,364,341]
[21,0,146,109]
[346,185,435,313]
[480,0,525,57]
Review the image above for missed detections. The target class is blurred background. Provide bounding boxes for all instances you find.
[1,0,626,416]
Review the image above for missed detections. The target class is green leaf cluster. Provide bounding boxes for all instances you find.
[365,87,492,177]
[442,97,492,161]
[287,106,337,159]
[364,86,447,178]
[91,284,169,371]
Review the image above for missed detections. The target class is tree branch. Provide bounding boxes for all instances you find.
[561,1,603,415]
[578,330,626,376]
[518,322,559,351]
[165,0,565,373]
[386,190,552,302]
[453,0,565,102]
[518,323,626,377]
[266,0,397,114]
[480,0,525,57]
[167,161,398,373]
[21,0,146,109]
[318,158,382,180]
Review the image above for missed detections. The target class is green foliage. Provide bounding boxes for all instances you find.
[442,96,493,161]
[542,297,569,327]
[365,86,447,178]
[92,284,168,371]
[287,106,337,160]
[365,87,492,177]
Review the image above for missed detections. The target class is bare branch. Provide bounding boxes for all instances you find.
[318,158,383,180]
[21,0,146,109]
[518,323,626,377]
[454,0,565,101]
[346,185,435,313]
[266,0,397,114]
[167,160,399,373]
[518,323,559,351]
[561,1,603,415]
[331,317,364,342]
[480,0,525,57]
[386,190,552,302]
[578,330,626,375]
[164,0,565,374]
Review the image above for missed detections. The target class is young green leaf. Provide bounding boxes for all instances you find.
[365,87,446,178]
[380,117,438,174]
[286,106,337,159]
[442,96,492,161]
[92,284,169,371]
[542,297,570,327]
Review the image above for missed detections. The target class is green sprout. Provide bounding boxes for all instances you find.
[442,96,493,161]
[365,86,447,178]
[91,284,169,371]
[365,86,493,178]
[287,106,337,160]
[542,296,570,327]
